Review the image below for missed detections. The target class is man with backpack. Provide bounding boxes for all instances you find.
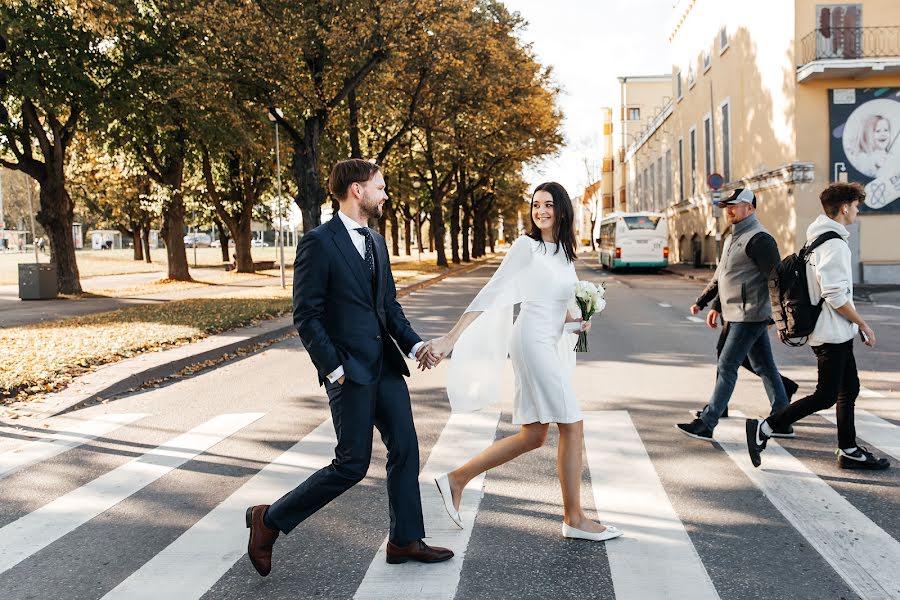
[677,188,790,441]
[747,182,888,470]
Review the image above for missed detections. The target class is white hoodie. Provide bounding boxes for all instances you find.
[806,214,858,346]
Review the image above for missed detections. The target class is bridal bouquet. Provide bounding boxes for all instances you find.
[573,281,607,352]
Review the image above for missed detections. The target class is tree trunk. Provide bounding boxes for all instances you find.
[291,116,326,232]
[487,213,495,253]
[34,173,82,294]
[430,203,446,266]
[405,215,412,255]
[232,218,255,273]
[416,213,424,254]
[132,223,144,261]
[462,192,471,262]
[450,192,461,265]
[160,192,190,281]
[348,90,362,159]
[141,227,152,264]
[390,203,400,256]
[215,219,230,263]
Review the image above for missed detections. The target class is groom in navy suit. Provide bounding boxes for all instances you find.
[246,159,453,576]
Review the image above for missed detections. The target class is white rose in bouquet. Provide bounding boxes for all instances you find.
[573,281,607,352]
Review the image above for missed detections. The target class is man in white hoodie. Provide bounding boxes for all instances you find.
[746,182,888,470]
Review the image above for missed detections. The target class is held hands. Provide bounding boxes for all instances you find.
[416,336,454,371]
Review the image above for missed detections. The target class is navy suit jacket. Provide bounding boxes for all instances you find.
[293,215,421,386]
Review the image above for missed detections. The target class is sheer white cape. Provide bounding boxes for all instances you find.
[446,236,578,413]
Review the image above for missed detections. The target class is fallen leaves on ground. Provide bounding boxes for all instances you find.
[1,292,291,403]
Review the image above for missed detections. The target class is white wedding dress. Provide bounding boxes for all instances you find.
[447,235,581,424]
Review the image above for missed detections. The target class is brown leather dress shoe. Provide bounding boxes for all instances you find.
[245,505,279,576]
[385,539,454,564]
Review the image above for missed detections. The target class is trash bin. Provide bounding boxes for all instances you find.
[18,263,58,300]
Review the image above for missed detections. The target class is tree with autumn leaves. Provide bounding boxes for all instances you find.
[1,0,562,290]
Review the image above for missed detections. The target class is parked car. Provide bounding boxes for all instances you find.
[210,239,234,248]
[183,233,212,248]
[251,238,270,247]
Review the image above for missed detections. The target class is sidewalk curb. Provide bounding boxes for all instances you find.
[6,255,495,421]
[660,267,712,282]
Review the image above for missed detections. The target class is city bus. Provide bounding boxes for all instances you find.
[596,212,669,271]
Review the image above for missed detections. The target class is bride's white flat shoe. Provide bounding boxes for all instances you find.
[435,473,463,529]
[562,522,623,542]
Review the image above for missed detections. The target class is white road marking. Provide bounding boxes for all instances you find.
[686,316,705,323]
[354,411,502,600]
[658,303,672,308]
[584,411,720,600]
[860,386,885,399]
[0,413,148,480]
[821,409,900,464]
[717,414,900,600]
[102,418,336,600]
[875,304,900,310]
[0,412,264,575]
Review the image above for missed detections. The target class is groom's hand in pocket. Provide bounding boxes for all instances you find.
[337,375,346,385]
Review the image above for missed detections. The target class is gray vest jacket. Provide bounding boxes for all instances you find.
[717,214,773,322]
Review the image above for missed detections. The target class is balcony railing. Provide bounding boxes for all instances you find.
[800,26,900,65]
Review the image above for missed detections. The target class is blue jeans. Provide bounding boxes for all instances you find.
[699,321,788,431]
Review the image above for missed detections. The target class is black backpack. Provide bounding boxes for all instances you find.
[769,231,844,346]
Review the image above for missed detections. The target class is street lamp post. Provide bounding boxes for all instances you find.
[269,108,285,289]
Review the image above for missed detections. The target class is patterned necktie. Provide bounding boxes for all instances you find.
[355,227,376,277]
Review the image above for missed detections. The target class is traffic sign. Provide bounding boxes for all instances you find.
[707,172,724,190]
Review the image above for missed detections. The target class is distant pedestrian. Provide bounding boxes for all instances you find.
[677,188,790,441]
[747,182,888,470]
[37,237,46,253]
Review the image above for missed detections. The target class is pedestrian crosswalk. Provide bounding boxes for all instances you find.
[0,405,899,599]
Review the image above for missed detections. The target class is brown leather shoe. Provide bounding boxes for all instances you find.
[385,539,454,564]
[246,505,279,576]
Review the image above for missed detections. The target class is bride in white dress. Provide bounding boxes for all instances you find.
[428,182,622,542]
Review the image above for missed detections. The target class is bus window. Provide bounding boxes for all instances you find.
[622,216,661,230]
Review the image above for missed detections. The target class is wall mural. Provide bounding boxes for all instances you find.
[830,87,900,213]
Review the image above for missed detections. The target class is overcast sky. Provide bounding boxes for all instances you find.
[501,0,671,197]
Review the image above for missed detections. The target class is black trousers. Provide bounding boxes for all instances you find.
[767,339,860,448]
[717,321,798,396]
[266,363,426,546]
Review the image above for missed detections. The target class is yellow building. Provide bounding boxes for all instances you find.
[625,0,900,282]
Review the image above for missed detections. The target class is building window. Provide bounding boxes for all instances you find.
[665,150,673,207]
[689,127,697,197]
[687,64,696,89]
[719,25,729,54]
[656,156,663,211]
[702,48,711,72]
[703,115,712,181]
[676,72,683,100]
[677,138,684,203]
[628,107,641,121]
[721,101,731,182]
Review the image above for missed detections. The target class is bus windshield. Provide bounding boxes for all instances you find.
[622,216,661,230]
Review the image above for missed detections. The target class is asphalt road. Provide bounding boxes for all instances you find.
[1,256,899,600]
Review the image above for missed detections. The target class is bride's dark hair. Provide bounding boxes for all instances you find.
[527,181,577,263]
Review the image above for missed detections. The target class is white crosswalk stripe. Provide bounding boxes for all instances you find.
[584,411,720,600]
[354,411,501,600]
[4,405,900,599]
[0,413,149,480]
[0,412,264,575]
[717,414,900,600]
[102,418,337,600]
[821,409,900,463]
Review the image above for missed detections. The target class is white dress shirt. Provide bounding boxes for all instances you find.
[326,210,425,383]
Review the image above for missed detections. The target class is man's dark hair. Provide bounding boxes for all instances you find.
[329,159,380,200]
[820,182,865,218]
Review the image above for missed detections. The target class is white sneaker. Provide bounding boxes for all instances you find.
[562,522,623,542]
[434,473,463,529]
